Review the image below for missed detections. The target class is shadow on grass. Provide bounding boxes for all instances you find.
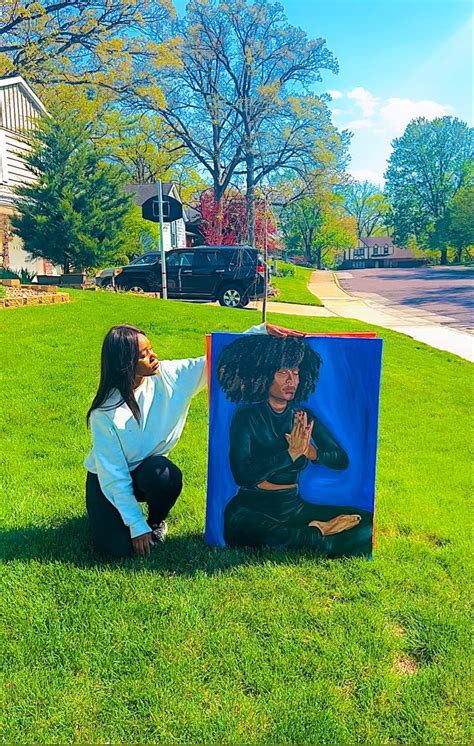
[0,517,338,575]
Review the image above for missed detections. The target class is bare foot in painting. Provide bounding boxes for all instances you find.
[308,514,361,536]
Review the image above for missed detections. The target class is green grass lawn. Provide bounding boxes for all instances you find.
[272,262,323,306]
[1,291,471,743]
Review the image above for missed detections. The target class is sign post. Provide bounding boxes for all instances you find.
[158,180,168,300]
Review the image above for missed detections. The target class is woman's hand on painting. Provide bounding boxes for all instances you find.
[266,323,306,338]
[132,530,155,556]
[285,410,314,461]
[308,514,361,536]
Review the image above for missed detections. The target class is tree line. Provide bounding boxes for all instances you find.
[2,0,472,271]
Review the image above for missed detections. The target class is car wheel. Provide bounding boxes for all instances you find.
[124,281,149,293]
[219,285,244,308]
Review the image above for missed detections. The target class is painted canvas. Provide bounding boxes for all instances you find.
[205,332,383,558]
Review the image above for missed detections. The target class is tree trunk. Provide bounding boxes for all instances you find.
[439,246,448,265]
[63,256,70,274]
[315,247,322,270]
[213,181,224,245]
[246,150,255,247]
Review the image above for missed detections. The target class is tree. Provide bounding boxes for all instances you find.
[139,0,344,245]
[199,188,279,249]
[384,116,474,264]
[281,184,357,268]
[449,184,474,262]
[0,1,174,91]
[342,180,389,238]
[11,111,133,272]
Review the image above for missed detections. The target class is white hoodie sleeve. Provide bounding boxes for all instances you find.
[89,411,151,539]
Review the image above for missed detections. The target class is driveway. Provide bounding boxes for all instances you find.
[336,266,474,332]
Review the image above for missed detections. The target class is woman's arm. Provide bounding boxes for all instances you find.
[90,412,151,538]
[308,414,349,470]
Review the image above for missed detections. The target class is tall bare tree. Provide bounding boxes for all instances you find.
[137,0,344,245]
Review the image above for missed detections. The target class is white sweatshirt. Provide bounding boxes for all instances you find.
[84,324,265,538]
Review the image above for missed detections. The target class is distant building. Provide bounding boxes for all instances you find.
[340,236,426,269]
[0,74,55,274]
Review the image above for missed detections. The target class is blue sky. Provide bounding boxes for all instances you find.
[173,0,473,185]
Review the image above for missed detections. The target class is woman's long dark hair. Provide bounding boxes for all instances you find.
[218,335,322,403]
[86,324,145,426]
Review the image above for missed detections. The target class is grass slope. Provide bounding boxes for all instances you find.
[272,262,323,306]
[0,291,471,743]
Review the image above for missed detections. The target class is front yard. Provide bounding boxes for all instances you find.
[0,291,471,743]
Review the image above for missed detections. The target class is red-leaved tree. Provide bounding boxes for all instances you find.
[199,189,280,250]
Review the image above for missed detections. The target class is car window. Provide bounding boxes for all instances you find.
[131,253,160,265]
[193,251,225,268]
[166,252,194,267]
[230,249,255,266]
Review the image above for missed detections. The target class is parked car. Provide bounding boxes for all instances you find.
[95,251,162,288]
[99,246,271,308]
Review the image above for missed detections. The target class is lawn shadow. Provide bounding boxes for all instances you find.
[0,517,341,575]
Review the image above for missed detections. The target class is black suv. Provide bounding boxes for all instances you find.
[109,246,269,308]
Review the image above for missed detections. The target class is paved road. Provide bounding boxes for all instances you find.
[336,266,474,331]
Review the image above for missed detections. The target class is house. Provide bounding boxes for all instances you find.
[0,73,55,275]
[340,236,426,269]
[124,182,188,251]
[185,205,205,247]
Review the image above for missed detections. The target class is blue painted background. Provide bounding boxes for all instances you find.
[205,333,383,546]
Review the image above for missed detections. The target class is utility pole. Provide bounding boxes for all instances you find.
[158,180,168,300]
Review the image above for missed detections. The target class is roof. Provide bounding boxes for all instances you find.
[0,74,47,114]
[124,182,177,206]
[185,206,202,224]
[360,235,419,260]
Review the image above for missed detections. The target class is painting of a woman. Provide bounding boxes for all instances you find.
[217,335,373,557]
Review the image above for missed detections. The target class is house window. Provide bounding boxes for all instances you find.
[354,248,364,257]
[384,246,389,255]
[170,221,178,248]
[373,247,379,256]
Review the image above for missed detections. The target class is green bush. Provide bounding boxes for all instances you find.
[0,267,20,280]
[277,266,296,278]
[11,267,37,284]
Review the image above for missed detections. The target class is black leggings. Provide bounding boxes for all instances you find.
[86,455,182,558]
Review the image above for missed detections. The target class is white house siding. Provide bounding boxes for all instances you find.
[161,219,186,251]
[0,76,56,275]
[176,218,186,248]
[0,81,41,133]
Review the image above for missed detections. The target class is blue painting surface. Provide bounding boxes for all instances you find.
[205,333,383,547]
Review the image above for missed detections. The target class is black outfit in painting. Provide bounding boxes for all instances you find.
[224,401,373,556]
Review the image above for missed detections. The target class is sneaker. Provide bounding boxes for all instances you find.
[150,521,168,544]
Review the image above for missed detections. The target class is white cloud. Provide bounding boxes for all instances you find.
[331,108,343,116]
[347,86,379,117]
[328,89,343,100]
[348,168,385,187]
[380,97,454,135]
[346,119,374,130]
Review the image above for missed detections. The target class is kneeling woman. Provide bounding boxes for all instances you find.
[85,322,269,558]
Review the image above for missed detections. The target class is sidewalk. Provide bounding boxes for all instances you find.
[308,271,474,363]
